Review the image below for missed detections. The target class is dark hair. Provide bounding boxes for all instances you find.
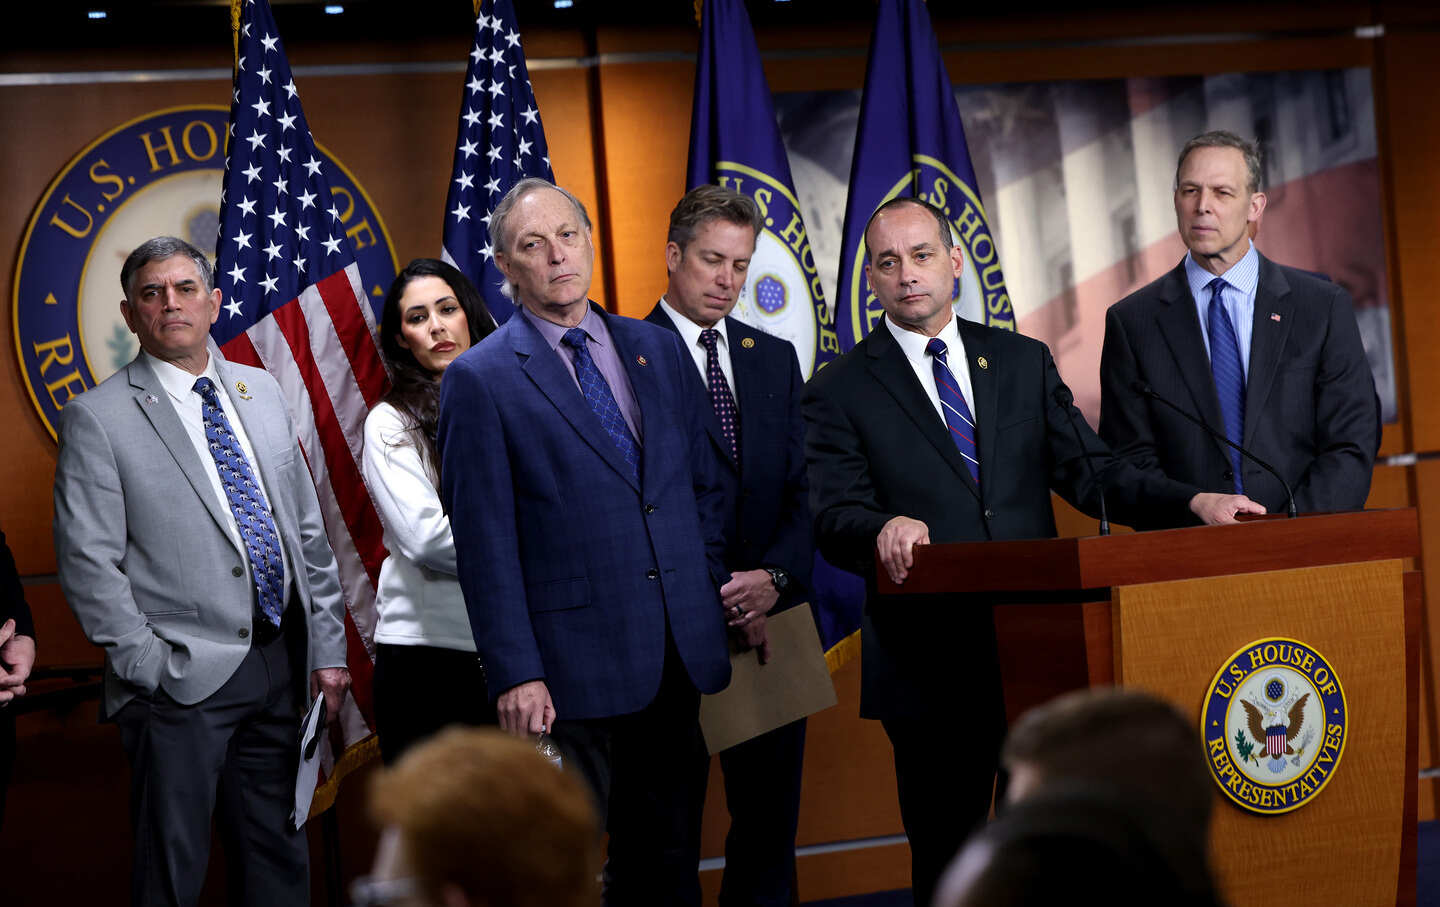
[1176,130,1263,195]
[377,259,495,475]
[1003,688,1213,848]
[121,236,215,298]
[863,196,953,264]
[667,184,763,252]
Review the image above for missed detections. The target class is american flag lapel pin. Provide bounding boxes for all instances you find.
[144,393,158,405]
[1270,313,1282,322]
[636,355,648,367]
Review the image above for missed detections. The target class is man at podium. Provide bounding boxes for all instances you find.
[1099,130,1379,528]
[801,196,1173,907]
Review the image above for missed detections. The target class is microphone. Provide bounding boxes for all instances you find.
[1130,380,1297,519]
[1051,385,1109,536]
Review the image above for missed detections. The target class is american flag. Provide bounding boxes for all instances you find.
[441,0,553,323]
[213,0,385,809]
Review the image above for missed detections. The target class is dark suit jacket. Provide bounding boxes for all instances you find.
[0,529,31,641]
[644,304,812,609]
[1099,254,1379,530]
[802,317,1160,721]
[437,303,733,722]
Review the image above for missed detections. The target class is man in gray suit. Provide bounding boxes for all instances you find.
[53,236,351,907]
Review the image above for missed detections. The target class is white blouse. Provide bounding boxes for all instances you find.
[361,402,476,651]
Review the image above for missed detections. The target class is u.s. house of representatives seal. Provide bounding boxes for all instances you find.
[1201,637,1348,815]
[14,104,397,440]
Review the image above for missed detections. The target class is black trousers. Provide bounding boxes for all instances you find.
[372,642,496,765]
[714,717,807,907]
[548,633,711,907]
[114,632,307,907]
[882,705,1005,907]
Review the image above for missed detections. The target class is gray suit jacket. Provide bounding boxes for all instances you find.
[54,354,349,718]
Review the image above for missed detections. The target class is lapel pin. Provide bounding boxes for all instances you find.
[741,337,755,349]
[235,380,253,400]
[1270,313,1282,322]
[144,393,158,405]
[977,356,989,370]
[636,355,648,367]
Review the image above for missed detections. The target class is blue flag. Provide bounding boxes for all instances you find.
[687,0,839,379]
[688,0,859,669]
[442,0,553,324]
[835,0,1015,351]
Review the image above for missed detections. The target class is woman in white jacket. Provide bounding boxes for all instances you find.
[363,259,496,763]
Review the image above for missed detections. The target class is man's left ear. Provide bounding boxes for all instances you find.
[1249,191,1268,223]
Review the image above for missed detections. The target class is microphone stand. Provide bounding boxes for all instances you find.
[1052,385,1110,536]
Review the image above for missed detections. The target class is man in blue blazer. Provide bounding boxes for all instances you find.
[437,179,732,906]
[645,185,813,907]
[1100,131,1378,528]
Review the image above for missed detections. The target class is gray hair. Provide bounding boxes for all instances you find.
[489,178,592,300]
[1175,130,1263,195]
[120,236,215,299]
[667,184,763,252]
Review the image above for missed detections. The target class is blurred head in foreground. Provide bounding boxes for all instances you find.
[362,727,600,907]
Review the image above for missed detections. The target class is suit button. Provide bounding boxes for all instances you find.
[1223,469,1234,481]
[646,568,659,580]
[644,503,656,514]
[232,565,244,577]
[984,509,995,520]
[238,628,249,639]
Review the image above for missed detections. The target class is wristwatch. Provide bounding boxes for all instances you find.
[765,567,790,593]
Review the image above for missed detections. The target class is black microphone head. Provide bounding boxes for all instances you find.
[1052,385,1075,408]
[1130,380,1154,397]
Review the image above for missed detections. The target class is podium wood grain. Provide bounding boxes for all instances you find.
[1114,560,1407,906]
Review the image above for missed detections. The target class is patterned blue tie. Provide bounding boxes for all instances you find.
[561,328,640,480]
[193,377,285,628]
[1206,277,1246,493]
[926,338,980,484]
[699,329,739,460]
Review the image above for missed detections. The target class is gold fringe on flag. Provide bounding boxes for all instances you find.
[231,0,242,70]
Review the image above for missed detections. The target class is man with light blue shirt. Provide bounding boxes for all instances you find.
[1099,130,1378,529]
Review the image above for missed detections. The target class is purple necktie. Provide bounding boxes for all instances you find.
[926,338,979,484]
[699,329,739,460]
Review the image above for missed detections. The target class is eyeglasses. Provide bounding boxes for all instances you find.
[348,875,422,907]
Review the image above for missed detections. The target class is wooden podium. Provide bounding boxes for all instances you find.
[878,509,1421,907]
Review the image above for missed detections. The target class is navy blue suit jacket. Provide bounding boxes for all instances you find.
[437,303,732,721]
[1100,255,1379,529]
[644,305,813,608]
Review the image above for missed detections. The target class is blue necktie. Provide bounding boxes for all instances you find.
[699,329,739,460]
[1206,277,1246,493]
[193,377,285,628]
[561,328,640,480]
[926,338,980,484]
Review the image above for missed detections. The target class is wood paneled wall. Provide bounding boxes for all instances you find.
[4,2,1439,902]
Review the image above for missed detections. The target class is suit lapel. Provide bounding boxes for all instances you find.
[865,319,980,500]
[1242,256,1293,447]
[727,317,761,478]
[957,319,998,499]
[516,307,641,492]
[644,303,736,471]
[127,357,241,551]
[1152,263,1230,461]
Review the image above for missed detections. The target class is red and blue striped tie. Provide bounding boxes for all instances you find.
[926,338,979,484]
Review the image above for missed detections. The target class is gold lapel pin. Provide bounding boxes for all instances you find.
[636,355,648,367]
[741,337,755,349]
[235,381,253,400]
[977,356,989,370]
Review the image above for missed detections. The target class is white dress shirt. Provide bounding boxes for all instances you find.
[658,296,737,402]
[361,402,476,651]
[145,351,288,592]
[884,312,977,429]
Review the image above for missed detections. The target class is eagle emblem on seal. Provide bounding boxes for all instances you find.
[1240,688,1312,774]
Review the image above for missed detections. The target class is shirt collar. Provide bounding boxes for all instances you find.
[143,349,220,404]
[658,296,728,351]
[883,310,963,364]
[1184,240,1259,301]
[520,303,611,352]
